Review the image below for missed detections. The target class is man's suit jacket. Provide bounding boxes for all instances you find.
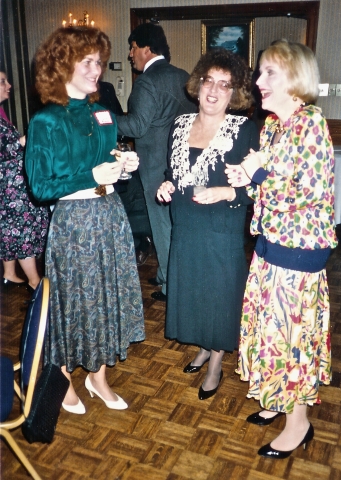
[98,81,124,116]
[116,59,196,194]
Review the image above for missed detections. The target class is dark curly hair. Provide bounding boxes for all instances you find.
[128,23,170,63]
[34,26,111,106]
[186,49,253,110]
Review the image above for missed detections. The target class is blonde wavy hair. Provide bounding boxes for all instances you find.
[260,39,320,103]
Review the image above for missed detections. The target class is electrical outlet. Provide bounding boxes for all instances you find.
[329,84,336,96]
[336,84,341,96]
[318,84,329,96]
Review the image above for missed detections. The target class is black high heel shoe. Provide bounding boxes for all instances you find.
[183,357,209,374]
[198,371,223,400]
[247,411,284,426]
[258,423,314,459]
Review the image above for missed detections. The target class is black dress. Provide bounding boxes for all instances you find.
[165,115,259,352]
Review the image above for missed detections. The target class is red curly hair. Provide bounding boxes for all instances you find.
[34,26,111,105]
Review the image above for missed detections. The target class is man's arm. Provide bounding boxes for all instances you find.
[116,76,157,139]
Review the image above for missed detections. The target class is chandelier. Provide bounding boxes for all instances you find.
[62,11,95,28]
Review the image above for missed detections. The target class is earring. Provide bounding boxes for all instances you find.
[293,95,297,101]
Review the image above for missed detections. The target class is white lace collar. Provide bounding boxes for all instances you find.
[170,114,247,192]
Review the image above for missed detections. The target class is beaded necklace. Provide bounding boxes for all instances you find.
[273,102,306,135]
[274,124,285,134]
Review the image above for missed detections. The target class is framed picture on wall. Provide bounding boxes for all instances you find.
[201,20,255,68]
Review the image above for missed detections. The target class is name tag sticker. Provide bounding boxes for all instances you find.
[94,111,113,125]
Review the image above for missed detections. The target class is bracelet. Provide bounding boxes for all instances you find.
[94,185,107,196]
[226,187,236,202]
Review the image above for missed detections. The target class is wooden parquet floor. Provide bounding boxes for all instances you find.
[1,232,341,480]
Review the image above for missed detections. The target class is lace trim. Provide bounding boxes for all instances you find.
[170,114,247,192]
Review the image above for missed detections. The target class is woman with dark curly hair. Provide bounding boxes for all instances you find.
[157,49,259,399]
[25,27,145,414]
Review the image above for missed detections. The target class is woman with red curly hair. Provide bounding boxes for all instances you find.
[25,27,145,414]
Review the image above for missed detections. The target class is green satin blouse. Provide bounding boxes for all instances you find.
[25,97,118,202]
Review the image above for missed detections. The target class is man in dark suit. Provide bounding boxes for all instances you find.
[116,23,196,302]
[97,80,153,266]
[98,80,124,116]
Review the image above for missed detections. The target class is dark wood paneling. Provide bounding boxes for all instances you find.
[131,1,320,51]
[1,0,31,132]
[328,119,341,147]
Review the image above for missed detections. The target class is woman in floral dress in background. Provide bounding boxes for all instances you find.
[0,71,49,290]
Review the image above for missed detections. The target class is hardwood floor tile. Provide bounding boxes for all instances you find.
[152,422,195,449]
[330,470,341,480]
[187,429,224,457]
[131,414,163,440]
[168,404,205,428]
[170,450,215,480]
[332,446,341,469]
[140,398,178,420]
[287,459,331,480]
[152,349,184,365]
[247,471,284,480]
[197,411,235,435]
[217,437,259,466]
[58,447,103,476]
[105,433,152,462]
[1,239,341,479]
[90,456,130,480]
[119,463,169,480]
[142,443,182,471]
[154,381,188,402]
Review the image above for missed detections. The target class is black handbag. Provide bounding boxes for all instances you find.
[22,363,69,443]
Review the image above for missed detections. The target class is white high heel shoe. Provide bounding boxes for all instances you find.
[85,375,128,410]
[62,397,86,414]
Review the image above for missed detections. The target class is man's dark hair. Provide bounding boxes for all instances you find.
[128,23,170,62]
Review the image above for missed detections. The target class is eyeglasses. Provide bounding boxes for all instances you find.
[200,76,232,94]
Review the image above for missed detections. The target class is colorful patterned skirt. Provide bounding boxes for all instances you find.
[236,252,331,414]
[44,192,145,372]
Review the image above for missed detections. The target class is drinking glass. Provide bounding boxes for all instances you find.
[193,185,207,195]
[116,142,132,180]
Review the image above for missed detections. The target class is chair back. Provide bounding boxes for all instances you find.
[20,278,49,418]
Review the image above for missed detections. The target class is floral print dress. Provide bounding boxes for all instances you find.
[0,117,49,260]
[236,105,338,413]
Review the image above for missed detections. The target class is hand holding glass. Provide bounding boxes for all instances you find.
[193,185,207,195]
[116,142,132,180]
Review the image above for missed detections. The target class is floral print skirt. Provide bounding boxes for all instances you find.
[0,160,49,261]
[44,192,145,372]
[236,252,331,414]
